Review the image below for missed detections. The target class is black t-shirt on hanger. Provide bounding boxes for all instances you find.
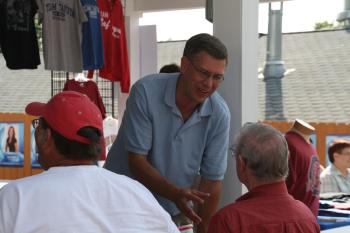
[0,0,40,69]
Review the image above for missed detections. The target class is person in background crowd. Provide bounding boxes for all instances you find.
[104,33,231,233]
[5,126,18,153]
[285,119,320,217]
[0,91,179,233]
[208,123,320,233]
[159,63,181,73]
[320,139,350,193]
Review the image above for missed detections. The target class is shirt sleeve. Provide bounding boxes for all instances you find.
[123,83,152,155]
[200,107,230,180]
[77,0,88,23]
[0,184,19,233]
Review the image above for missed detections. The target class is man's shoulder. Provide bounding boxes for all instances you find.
[136,73,177,88]
[320,165,336,178]
[0,174,44,194]
[209,92,230,116]
[214,202,241,218]
[101,168,154,193]
[214,197,317,226]
[131,73,176,98]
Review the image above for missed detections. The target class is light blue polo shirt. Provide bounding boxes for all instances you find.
[104,73,230,216]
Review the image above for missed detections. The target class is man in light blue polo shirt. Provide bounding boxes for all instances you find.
[104,33,230,233]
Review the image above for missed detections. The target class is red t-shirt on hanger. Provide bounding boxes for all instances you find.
[88,0,130,93]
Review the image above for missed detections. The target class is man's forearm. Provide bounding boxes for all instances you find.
[196,179,222,233]
[128,152,210,223]
[128,152,180,201]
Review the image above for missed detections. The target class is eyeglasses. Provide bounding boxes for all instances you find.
[229,145,238,157]
[189,60,225,83]
[32,118,40,129]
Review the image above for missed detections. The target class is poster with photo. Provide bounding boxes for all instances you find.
[0,122,24,167]
[30,125,41,168]
[325,134,350,166]
[310,133,317,148]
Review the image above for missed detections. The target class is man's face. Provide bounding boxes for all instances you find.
[34,119,50,170]
[180,51,226,105]
[335,147,350,169]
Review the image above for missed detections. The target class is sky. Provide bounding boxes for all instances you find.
[139,0,344,42]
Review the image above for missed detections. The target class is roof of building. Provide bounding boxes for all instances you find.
[259,29,350,123]
[1,29,350,123]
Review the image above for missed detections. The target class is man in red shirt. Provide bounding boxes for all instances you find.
[208,123,320,233]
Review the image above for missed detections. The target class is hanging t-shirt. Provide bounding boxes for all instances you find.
[0,0,40,69]
[80,0,104,70]
[285,131,320,217]
[88,0,130,93]
[63,79,106,119]
[36,0,87,72]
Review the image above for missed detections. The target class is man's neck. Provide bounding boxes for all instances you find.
[245,175,284,191]
[175,77,199,121]
[334,163,349,177]
[45,157,95,170]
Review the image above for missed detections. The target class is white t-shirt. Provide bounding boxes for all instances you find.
[0,166,179,233]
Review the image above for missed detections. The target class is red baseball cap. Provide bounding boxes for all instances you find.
[25,91,103,144]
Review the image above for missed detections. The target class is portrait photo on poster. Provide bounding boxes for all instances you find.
[0,122,24,167]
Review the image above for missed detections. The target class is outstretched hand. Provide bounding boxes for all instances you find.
[173,188,210,224]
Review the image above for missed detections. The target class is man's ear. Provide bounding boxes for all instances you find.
[180,56,189,73]
[238,155,247,171]
[38,128,52,147]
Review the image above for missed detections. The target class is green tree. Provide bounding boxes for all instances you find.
[314,21,334,30]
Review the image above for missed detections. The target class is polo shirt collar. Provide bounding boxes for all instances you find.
[164,75,178,108]
[330,164,342,176]
[164,76,213,117]
[237,181,288,202]
[331,164,350,178]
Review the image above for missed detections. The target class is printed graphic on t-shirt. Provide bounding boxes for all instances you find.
[6,0,31,31]
[307,155,320,196]
[83,4,99,19]
[100,11,110,30]
[45,0,76,21]
[112,26,120,38]
[100,10,120,38]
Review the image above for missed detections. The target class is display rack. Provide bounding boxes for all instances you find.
[51,71,116,117]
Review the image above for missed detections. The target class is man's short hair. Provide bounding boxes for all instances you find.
[40,118,101,160]
[25,91,103,160]
[328,139,350,163]
[183,33,228,63]
[233,123,289,181]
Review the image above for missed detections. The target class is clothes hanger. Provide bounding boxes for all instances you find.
[74,72,89,82]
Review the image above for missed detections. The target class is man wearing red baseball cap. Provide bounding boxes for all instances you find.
[0,91,179,233]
